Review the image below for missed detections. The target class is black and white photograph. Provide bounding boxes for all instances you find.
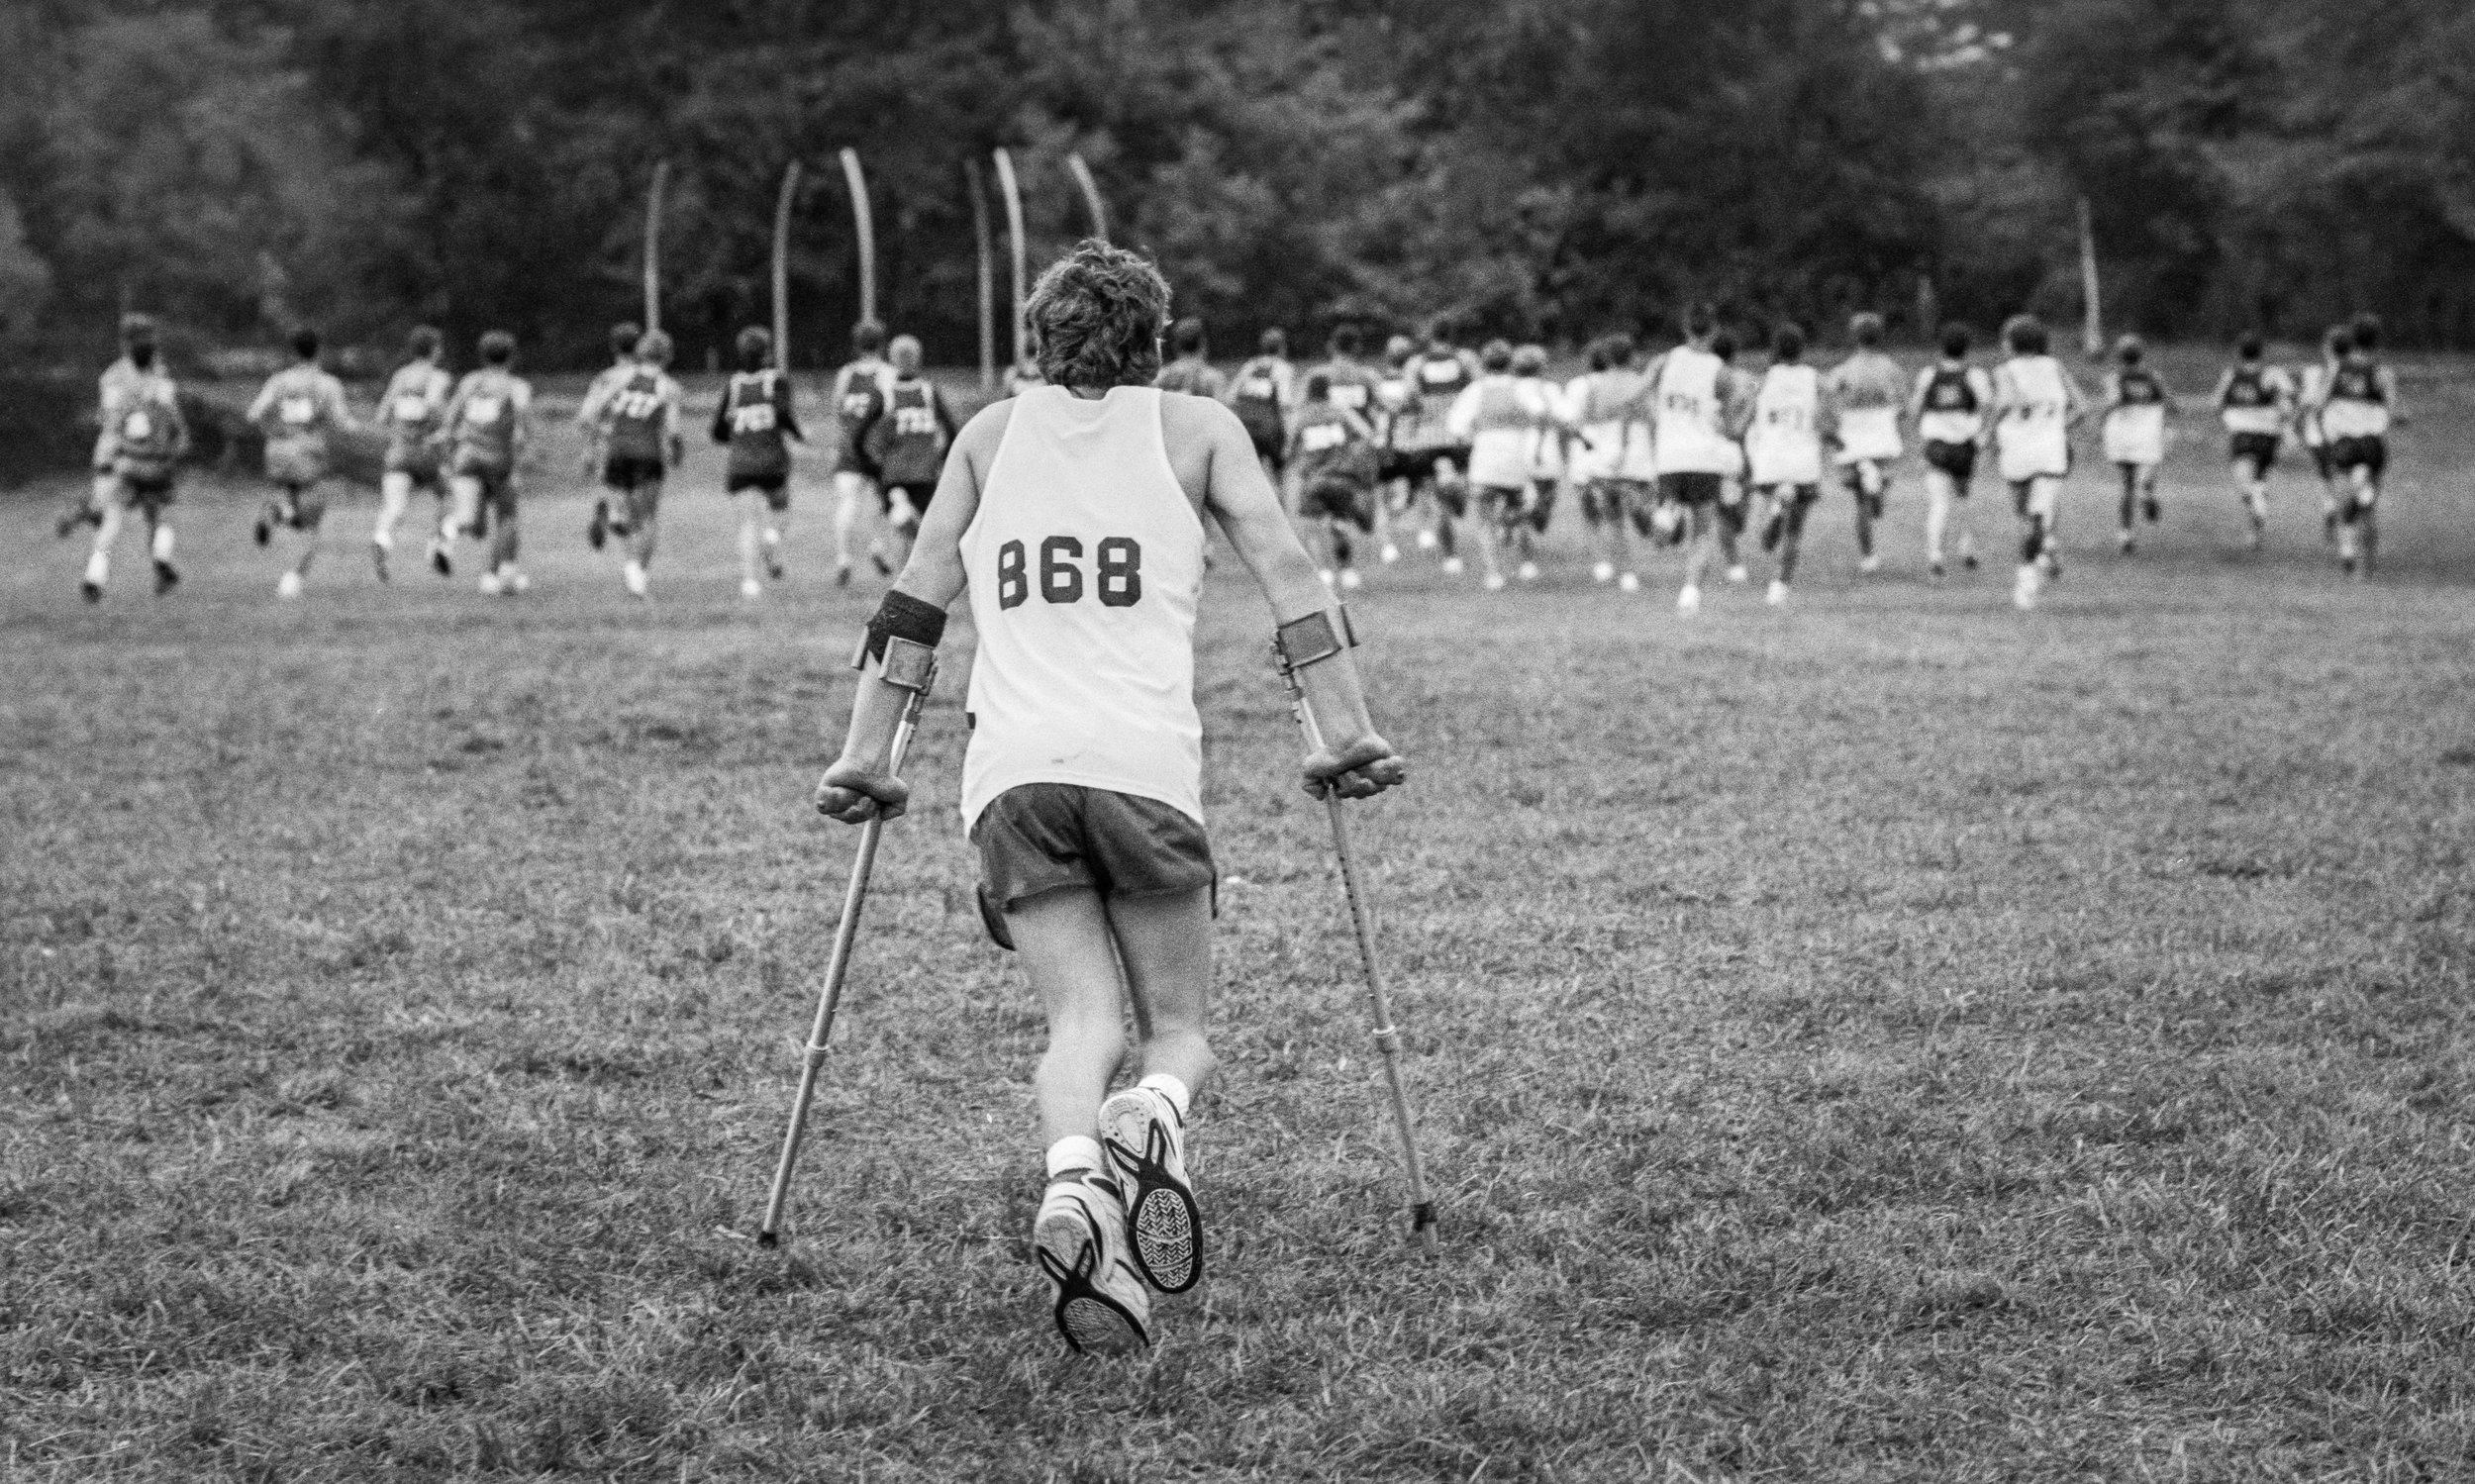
[4,0,2472,1477]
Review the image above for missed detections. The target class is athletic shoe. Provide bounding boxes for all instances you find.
[1725,564,1748,584]
[1590,560,1615,584]
[498,566,529,596]
[80,578,102,604]
[740,577,763,601]
[1482,571,1507,592]
[152,559,178,595]
[252,512,271,547]
[1676,584,1701,615]
[370,539,390,583]
[1033,1174,1149,1354]
[1440,556,1465,576]
[1416,528,1439,551]
[1098,1086,1204,1293]
[277,571,303,600]
[836,562,852,588]
[1766,578,1788,606]
[1856,554,1881,575]
[430,539,452,578]
[1617,571,1639,593]
[1962,552,1980,571]
[1380,544,1401,564]
[477,570,502,597]
[2142,496,2161,524]
[1338,568,1363,592]
[1317,568,1336,588]
[2119,531,2136,554]
[1929,559,1946,579]
[764,544,786,581]
[1517,560,1540,583]
[623,560,649,599]
[587,499,609,550]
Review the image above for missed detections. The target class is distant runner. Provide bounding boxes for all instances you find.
[2100,336,2173,554]
[1910,322,1993,578]
[712,326,805,601]
[2211,332,2295,550]
[245,327,356,599]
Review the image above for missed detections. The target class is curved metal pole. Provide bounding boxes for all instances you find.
[643,160,669,337]
[771,162,802,367]
[1067,152,1107,244]
[841,148,877,329]
[993,148,1028,369]
[965,156,996,389]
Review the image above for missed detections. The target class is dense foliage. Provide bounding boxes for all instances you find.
[3,0,2472,368]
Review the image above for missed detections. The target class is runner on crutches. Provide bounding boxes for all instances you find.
[803,242,1407,1356]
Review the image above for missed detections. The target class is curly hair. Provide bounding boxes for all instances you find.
[1025,240,1170,390]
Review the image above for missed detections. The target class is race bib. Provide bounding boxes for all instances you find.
[733,402,777,434]
[280,396,317,426]
[1301,423,1347,452]
[467,396,504,424]
[395,394,432,421]
[123,411,153,441]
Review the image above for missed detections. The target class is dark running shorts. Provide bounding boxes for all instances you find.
[454,461,518,522]
[2328,436,2386,477]
[1581,477,1648,525]
[2228,432,2280,472]
[385,449,445,485]
[1376,448,1428,486]
[603,453,667,492]
[1924,440,1978,484]
[272,483,329,529]
[1657,471,1724,507]
[728,469,791,509]
[1301,479,1375,532]
[972,783,1217,917]
[117,469,177,515]
[879,482,934,522]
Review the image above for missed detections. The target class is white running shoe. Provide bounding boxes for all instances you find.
[1416,528,1439,551]
[1380,543,1401,564]
[1617,571,1639,593]
[1517,560,1540,582]
[2013,564,2039,610]
[740,577,762,601]
[623,560,649,599]
[1338,568,1363,591]
[1677,584,1702,615]
[1482,571,1507,592]
[1317,568,1336,588]
[1033,1174,1150,1354]
[1725,564,1748,584]
[477,570,502,597]
[1098,1086,1203,1293]
[276,571,303,600]
[1591,560,1615,584]
[1858,554,1882,574]
[505,568,529,595]
[1440,556,1465,576]
[1766,578,1788,606]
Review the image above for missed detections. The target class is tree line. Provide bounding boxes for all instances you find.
[3,0,2472,376]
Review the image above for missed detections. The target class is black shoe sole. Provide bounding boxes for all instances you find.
[153,562,178,595]
[1035,1199,1148,1355]
[1103,1120,1204,1295]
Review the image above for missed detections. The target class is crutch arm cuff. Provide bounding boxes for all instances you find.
[851,590,948,682]
[1272,605,1358,672]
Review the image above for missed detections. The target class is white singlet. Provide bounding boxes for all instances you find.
[1996,356,2072,482]
[1573,369,1653,482]
[2103,403,2166,466]
[1448,375,1547,490]
[1653,347,1734,476]
[1746,364,1825,488]
[958,386,1208,831]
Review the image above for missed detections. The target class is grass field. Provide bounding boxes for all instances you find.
[5,358,2474,1481]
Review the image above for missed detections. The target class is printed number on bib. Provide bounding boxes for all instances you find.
[1301,423,1348,452]
[124,411,153,441]
[1331,385,1368,410]
[894,406,939,437]
[613,390,662,419]
[995,536,1143,611]
[281,396,318,426]
[395,394,433,421]
[732,402,778,434]
[467,397,504,424]
[842,394,877,419]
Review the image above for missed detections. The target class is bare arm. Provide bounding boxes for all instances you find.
[245,378,278,429]
[2381,365,2407,424]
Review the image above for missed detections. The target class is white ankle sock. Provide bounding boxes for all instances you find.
[1137,1073,1191,1122]
[1044,1135,1103,1182]
[151,527,175,562]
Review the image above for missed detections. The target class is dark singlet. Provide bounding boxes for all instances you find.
[607,368,668,461]
[2117,368,2165,405]
[1924,365,1979,414]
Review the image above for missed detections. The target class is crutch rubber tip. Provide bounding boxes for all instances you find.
[756,1230,781,1249]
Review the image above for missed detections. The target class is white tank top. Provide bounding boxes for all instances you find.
[1653,347,1732,475]
[1997,356,2072,481]
[1745,364,1824,487]
[958,387,1208,831]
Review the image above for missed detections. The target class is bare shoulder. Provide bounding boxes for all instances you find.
[1156,387,1246,448]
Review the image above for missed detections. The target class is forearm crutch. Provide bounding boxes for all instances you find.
[1272,610,1439,1258]
[758,640,938,1248]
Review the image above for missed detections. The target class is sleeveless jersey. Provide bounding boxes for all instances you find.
[606,366,671,460]
[2321,361,2391,439]
[1573,368,1653,482]
[1917,364,1986,445]
[2104,367,2167,465]
[450,369,529,471]
[2219,363,2288,435]
[381,362,453,470]
[112,369,183,478]
[1652,346,1733,475]
[1996,356,2071,481]
[1830,351,1906,463]
[832,358,891,462]
[1453,375,1546,489]
[1746,363,1825,487]
[1291,403,1376,489]
[722,369,796,481]
[1399,352,1474,450]
[958,387,1208,831]
[1229,356,1291,445]
[1310,359,1380,418]
[870,378,949,486]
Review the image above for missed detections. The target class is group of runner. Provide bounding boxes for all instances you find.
[60,305,2402,610]
[59,314,962,604]
[1183,308,2406,611]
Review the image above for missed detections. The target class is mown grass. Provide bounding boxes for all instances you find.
[4,367,2473,1481]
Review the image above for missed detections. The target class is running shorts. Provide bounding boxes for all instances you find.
[1300,478,1375,532]
[458,463,518,524]
[971,783,1217,918]
[728,470,791,510]
[385,446,445,484]
[2228,433,2280,472]
[117,469,177,515]
[2328,436,2386,477]
[1582,477,1648,526]
[880,481,935,523]
[1923,440,1978,484]
[273,482,329,529]
[1657,471,1724,507]
[603,453,667,493]
[1376,448,1430,486]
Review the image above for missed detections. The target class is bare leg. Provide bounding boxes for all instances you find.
[736,491,764,590]
[1925,468,1954,569]
[84,490,126,594]
[1010,886,1215,1148]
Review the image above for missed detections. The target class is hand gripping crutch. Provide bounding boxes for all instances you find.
[1272,609,1439,1257]
[758,639,939,1248]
